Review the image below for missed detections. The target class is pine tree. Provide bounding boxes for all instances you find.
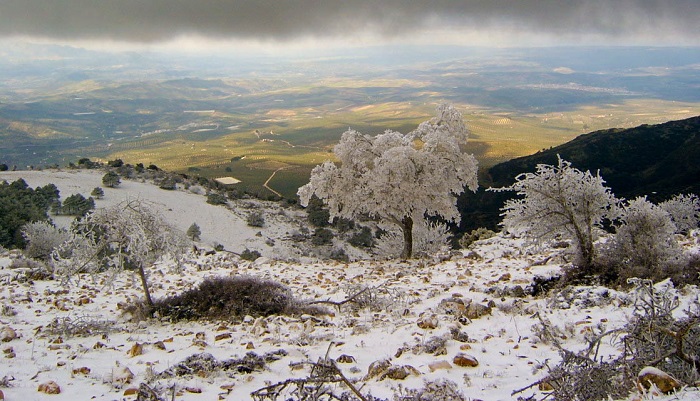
[187,223,201,241]
[102,171,121,188]
[91,187,105,199]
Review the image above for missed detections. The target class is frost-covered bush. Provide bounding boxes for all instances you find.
[611,197,684,281]
[298,104,478,258]
[458,227,496,249]
[21,221,71,260]
[394,379,466,401]
[246,212,265,227]
[491,156,619,270]
[660,193,700,234]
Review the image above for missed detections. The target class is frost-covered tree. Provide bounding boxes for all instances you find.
[491,156,619,269]
[52,199,188,308]
[659,193,700,235]
[612,197,683,277]
[297,104,478,258]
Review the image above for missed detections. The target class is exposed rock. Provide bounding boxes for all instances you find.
[127,342,143,357]
[637,366,682,394]
[364,359,419,381]
[417,313,439,330]
[37,380,61,394]
[465,302,492,319]
[0,327,17,342]
[365,359,393,380]
[112,365,135,387]
[383,365,421,380]
[453,353,479,367]
[428,360,453,372]
[538,381,554,391]
[336,354,356,363]
[123,388,138,396]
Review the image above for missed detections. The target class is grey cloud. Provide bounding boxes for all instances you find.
[0,0,697,44]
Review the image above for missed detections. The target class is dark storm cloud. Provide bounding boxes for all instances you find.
[0,0,698,43]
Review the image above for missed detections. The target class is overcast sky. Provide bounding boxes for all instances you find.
[1,0,698,52]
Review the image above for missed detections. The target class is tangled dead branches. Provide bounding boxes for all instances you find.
[515,278,700,401]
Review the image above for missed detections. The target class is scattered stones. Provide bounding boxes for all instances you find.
[72,366,91,375]
[453,353,479,367]
[364,359,420,381]
[0,327,17,342]
[38,380,61,394]
[637,366,682,394]
[153,340,166,350]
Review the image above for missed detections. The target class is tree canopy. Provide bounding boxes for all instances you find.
[298,104,478,258]
[0,179,60,249]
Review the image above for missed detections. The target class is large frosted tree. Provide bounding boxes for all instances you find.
[298,104,478,258]
[491,156,619,269]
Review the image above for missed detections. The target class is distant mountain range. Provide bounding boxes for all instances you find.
[458,115,700,232]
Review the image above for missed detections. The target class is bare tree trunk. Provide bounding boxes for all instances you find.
[401,216,413,259]
[136,265,154,309]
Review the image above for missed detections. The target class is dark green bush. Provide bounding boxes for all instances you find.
[306,196,330,227]
[153,276,292,321]
[311,228,334,245]
[206,193,228,205]
[241,248,262,261]
[349,226,375,248]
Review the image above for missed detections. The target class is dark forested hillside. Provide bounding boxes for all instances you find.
[458,115,700,233]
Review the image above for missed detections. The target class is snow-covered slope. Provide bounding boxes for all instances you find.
[1,170,699,401]
[0,169,308,260]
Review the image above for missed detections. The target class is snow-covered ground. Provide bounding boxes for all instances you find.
[1,170,699,401]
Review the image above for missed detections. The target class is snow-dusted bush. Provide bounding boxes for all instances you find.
[298,104,478,259]
[458,227,496,249]
[660,193,700,234]
[21,221,70,260]
[611,197,684,281]
[491,156,619,270]
[246,212,265,227]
